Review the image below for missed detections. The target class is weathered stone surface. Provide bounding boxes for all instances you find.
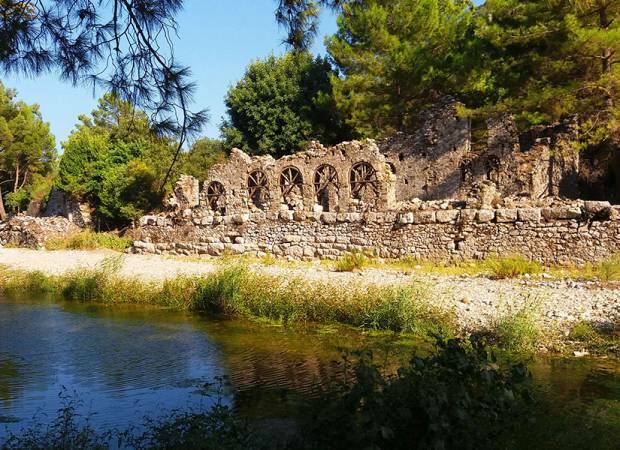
[518,208,541,222]
[476,210,494,223]
[495,209,518,223]
[0,216,80,249]
[542,206,582,221]
[436,210,459,223]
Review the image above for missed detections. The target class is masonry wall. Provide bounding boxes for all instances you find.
[133,201,620,266]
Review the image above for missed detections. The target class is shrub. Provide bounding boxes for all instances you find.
[45,231,132,252]
[569,321,599,342]
[486,255,542,279]
[334,251,367,272]
[296,337,531,450]
[492,305,541,354]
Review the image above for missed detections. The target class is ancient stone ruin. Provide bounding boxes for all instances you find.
[132,99,620,265]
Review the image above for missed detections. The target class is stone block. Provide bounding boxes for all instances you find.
[517,208,541,222]
[435,210,459,223]
[584,201,612,219]
[286,245,304,258]
[476,210,495,223]
[542,206,582,221]
[413,210,436,224]
[495,209,518,223]
[399,212,414,224]
[459,209,477,222]
[283,234,301,243]
[279,210,294,221]
[321,213,337,224]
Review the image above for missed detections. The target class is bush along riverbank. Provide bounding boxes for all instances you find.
[0,256,618,356]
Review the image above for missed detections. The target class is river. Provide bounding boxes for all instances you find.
[0,296,619,447]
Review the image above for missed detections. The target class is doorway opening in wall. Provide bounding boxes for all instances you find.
[280,167,304,210]
[314,164,339,212]
[206,181,226,215]
[248,170,269,210]
[350,162,379,202]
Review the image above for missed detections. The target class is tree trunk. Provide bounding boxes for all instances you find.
[599,3,613,107]
[13,163,19,193]
[0,185,7,221]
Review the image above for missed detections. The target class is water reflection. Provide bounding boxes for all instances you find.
[1,295,618,440]
[0,297,405,435]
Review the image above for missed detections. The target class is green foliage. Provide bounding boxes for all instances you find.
[327,0,474,136]
[44,231,132,252]
[221,51,352,156]
[179,138,227,180]
[333,251,368,272]
[0,264,452,337]
[595,255,620,281]
[297,336,531,450]
[325,0,620,141]
[0,82,56,216]
[486,255,542,279]
[57,94,177,227]
[492,305,541,354]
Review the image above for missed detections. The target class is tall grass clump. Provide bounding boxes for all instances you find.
[0,265,58,297]
[45,231,132,252]
[191,265,455,337]
[1,261,455,337]
[486,255,542,279]
[334,251,368,272]
[492,304,541,354]
[595,255,620,281]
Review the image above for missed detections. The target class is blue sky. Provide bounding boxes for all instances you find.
[2,0,338,149]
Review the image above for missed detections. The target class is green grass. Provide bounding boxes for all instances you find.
[568,320,620,354]
[0,261,454,337]
[485,255,543,279]
[595,255,620,281]
[45,231,132,252]
[490,302,543,354]
[333,251,368,272]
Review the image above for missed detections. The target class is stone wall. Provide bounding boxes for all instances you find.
[0,216,79,249]
[133,199,620,266]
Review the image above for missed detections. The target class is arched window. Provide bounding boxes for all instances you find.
[459,158,473,182]
[314,164,339,212]
[350,162,379,200]
[248,170,269,210]
[280,166,304,209]
[206,181,226,213]
[485,155,501,182]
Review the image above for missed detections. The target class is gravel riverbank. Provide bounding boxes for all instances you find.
[1,248,618,335]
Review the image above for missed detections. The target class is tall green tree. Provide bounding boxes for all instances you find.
[0,82,55,218]
[58,94,177,227]
[179,138,227,181]
[221,51,352,157]
[326,0,474,137]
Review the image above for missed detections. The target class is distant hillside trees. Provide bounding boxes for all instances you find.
[0,82,55,219]
[221,51,353,157]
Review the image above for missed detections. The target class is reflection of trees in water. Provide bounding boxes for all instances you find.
[198,321,409,417]
[530,358,620,403]
[0,359,21,406]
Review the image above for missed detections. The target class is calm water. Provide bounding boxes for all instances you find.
[0,296,403,437]
[0,295,619,443]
